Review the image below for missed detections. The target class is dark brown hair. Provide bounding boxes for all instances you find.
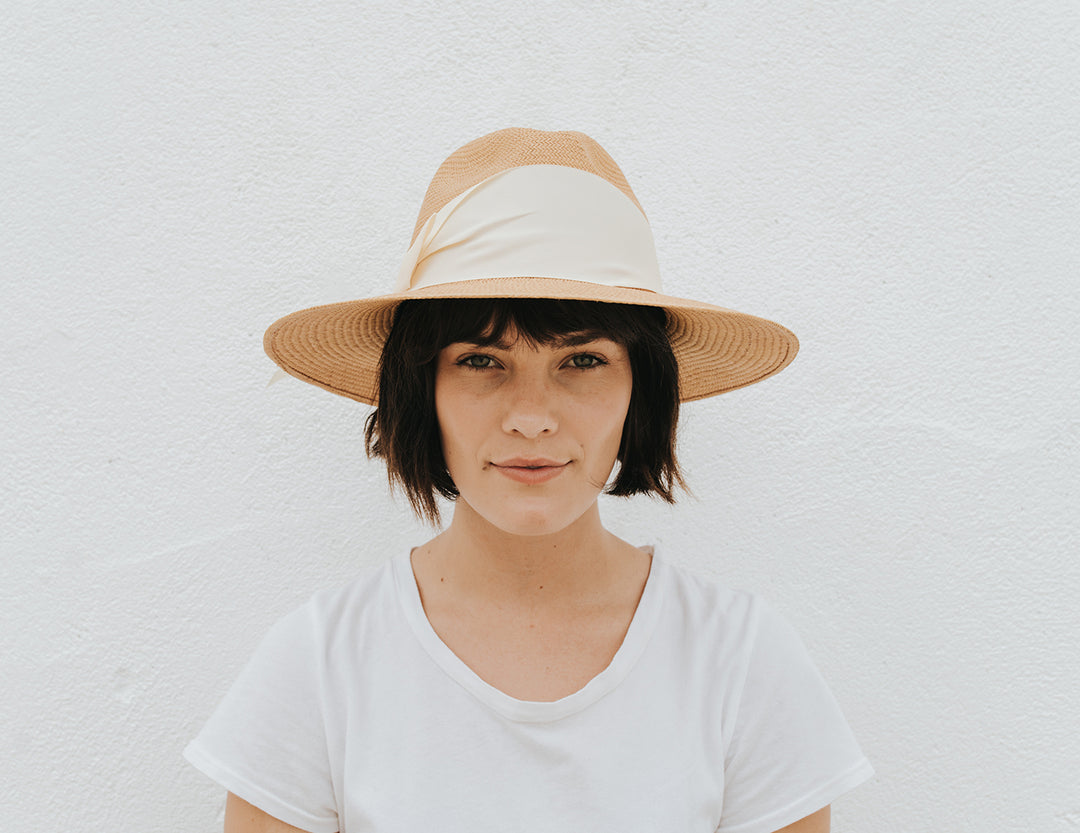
[364,298,684,524]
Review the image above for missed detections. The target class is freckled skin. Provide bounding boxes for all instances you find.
[434,335,633,538]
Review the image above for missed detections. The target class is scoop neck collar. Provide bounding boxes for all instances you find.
[392,546,667,723]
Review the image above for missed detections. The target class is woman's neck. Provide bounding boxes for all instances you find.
[413,500,647,609]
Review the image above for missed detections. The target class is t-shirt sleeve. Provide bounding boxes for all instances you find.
[183,602,340,833]
[716,598,874,833]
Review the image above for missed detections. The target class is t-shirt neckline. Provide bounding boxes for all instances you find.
[392,546,667,723]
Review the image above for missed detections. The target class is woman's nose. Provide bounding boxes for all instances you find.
[500,375,558,439]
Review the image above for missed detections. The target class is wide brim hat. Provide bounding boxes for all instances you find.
[264,127,798,404]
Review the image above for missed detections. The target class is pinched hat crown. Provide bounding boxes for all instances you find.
[410,127,645,245]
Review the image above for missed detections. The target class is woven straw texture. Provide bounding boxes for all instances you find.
[264,127,799,405]
[411,128,645,245]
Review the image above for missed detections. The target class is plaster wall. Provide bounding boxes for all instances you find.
[2,2,1078,830]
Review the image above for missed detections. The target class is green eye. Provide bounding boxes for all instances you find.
[462,355,495,369]
[569,354,604,368]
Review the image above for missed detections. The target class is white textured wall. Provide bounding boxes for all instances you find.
[3,2,1077,830]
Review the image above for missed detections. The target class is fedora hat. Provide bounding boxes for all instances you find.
[264,127,798,403]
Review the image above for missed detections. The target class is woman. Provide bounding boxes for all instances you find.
[184,128,873,832]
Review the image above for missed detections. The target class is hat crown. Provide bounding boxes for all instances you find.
[411,127,645,246]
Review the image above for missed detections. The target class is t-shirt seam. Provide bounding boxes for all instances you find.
[721,593,764,768]
[184,738,340,832]
[307,598,342,822]
[713,756,875,833]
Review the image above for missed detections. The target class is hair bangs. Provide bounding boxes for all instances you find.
[438,298,645,352]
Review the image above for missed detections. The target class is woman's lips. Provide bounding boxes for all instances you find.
[490,459,569,485]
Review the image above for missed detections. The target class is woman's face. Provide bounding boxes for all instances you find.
[434,330,633,537]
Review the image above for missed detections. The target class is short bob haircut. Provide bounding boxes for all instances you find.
[364,298,684,524]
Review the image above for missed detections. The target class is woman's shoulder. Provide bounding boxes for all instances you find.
[308,552,400,609]
[269,553,406,650]
[655,554,796,652]
[659,555,755,617]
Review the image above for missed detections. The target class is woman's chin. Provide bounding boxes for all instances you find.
[455,496,599,540]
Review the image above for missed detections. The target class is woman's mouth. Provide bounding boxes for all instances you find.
[490,458,569,485]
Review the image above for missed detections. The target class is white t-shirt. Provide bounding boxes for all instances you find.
[184,551,873,833]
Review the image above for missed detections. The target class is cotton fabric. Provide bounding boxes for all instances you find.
[184,551,873,832]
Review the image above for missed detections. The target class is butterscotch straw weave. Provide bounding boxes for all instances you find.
[264,127,799,404]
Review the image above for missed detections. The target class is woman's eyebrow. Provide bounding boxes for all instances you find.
[551,331,611,348]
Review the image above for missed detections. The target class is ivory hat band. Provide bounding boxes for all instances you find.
[264,127,799,404]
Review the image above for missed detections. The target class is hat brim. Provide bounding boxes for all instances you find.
[263,277,798,405]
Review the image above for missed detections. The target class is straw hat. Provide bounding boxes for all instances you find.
[264,127,798,403]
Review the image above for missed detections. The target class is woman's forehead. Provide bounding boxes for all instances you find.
[453,325,617,350]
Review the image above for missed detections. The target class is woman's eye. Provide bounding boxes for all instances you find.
[568,353,605,369]
[460,354,495,369]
